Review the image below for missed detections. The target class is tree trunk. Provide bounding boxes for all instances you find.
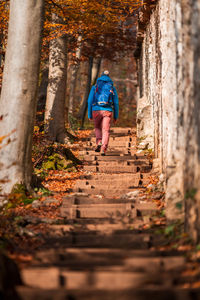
[68,35,82,125]
[0,33,3,68]
[78,57,93,128]
[91,57,102,86]
[45,31,69,143]
[36,65,49,130]
[0,0,44,194]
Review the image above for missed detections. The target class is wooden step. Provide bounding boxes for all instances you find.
[74,180,144,189]
[21,269,152,290]
[31,249,185,272]
[82,173,151,180]
[89,136,135,143]
[49,222,146,234]
[60,203,136,219]
[17,286,200,300]
[21,252,186,291]
[86,160,150,167]
[70,188,143,198]
[82,154,148,162]
[44,233,151,249]
[79,150,132,156]
[62,195,139,205]
[88,141,135,148]
[83,165,139,173]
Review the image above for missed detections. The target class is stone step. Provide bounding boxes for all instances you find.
[74,180,144,189]
[31,249,186,272]
[61,200,157,218]
[62,218,142,225]
[49,222,146,235]
[89,127,134,135]
[17,286,200,300]
[60,203,136,219]
[82,173,151,180]
[110,127,133,133]
[45,233,151,249]
[21,269,152,290]
[79,150,133,156]
[135,202,158,216]
[34,247,185,258]
[62,195,139,205]
[83,165,139,173]
[89,136,136,143]
[87,141,134,148]
[82,154,149,162]
[83,165,151,173]
[21,253,187,291]
[70,187,142,197]
[86,160,150,167]
[76,179,149,187]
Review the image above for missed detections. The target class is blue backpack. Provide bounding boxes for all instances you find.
[94,80,114,107]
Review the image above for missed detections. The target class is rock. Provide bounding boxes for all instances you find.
[0,199,8,208]
[32,200,41,208]
[22,216,41,225]
[152,193,163,200]
[40,218,56,224]
[121,190,140,200]
[95,195,103,199]
[137,101,154,150]
[147,184,156,191]
[23,216,59,225]
[138,141,149,150]
[159,173,165,183]
[43,198,60,206]
[136,149,144,154]
[139,195,147,200]
[72,192,89,197]
[18,227,35,237]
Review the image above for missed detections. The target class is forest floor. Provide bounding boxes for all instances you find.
[1,127,200,299]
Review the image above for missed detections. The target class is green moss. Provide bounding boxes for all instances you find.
[11,183,27,195]
[7,183,36,208]
[42,160,56,170]
[42,153,76,171]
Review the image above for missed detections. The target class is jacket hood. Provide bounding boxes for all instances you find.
[97,75,113,84]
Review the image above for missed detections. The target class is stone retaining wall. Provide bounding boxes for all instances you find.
[136,0,200,241]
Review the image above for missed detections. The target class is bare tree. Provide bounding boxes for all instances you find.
[78,56,93,128]
[45,32,72,143]
[78,56,101,128]
[0,0,44,195]
[68,35,82,125]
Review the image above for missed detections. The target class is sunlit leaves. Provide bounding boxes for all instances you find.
[44,0,143,41]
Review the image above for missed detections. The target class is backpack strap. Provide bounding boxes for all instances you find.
[93,84,98,106]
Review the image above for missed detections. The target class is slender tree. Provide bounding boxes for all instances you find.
[68,34,82,125]
[0,0,44,194]
[45,19,69,143]
[78,56,102,128]
[91,57,102,86]
[78,56,93,128]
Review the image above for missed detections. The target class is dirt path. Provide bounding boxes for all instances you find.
[16,127,200,299]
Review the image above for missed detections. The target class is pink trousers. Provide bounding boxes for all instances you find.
[92,110,112,152]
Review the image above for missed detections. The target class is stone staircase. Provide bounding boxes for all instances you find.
[16,127,200,299]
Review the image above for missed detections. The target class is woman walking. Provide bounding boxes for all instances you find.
[87,70,119,155]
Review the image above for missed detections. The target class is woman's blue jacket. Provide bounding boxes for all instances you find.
[87,75,119,120]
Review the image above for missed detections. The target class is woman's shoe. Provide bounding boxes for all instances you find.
[100,149,106,156]
[95,142,102,152]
